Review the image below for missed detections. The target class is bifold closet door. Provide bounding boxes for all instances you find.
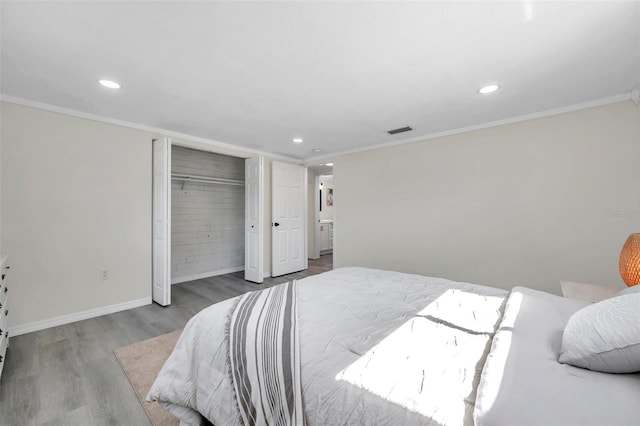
[152,137,171,306]
[245,156,264,283]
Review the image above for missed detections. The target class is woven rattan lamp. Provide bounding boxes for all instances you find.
[619,233,640,287]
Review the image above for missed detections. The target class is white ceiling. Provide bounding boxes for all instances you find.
[1,1,638,161]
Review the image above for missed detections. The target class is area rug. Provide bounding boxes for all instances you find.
[114,330,182,426]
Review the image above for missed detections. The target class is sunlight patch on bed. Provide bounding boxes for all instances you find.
[335,289,505,425]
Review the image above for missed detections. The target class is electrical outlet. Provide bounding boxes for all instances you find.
[100,269,110,280]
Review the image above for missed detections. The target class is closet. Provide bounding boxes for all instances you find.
[170,146,245,284]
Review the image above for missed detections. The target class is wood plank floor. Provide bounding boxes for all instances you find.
[0,255,333,426]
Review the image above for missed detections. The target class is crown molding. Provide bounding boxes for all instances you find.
[304,92,633,165]
[1,92,631,167]
[0,94,301,163]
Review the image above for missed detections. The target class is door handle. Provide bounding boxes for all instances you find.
[273,222,280,227]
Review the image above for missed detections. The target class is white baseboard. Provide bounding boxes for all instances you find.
[263,271,272,279]
[8,297,152,337]
[171,266,245,284]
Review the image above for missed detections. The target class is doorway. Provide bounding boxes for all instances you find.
[307,163,334,261]
[152,137,265,306]
[318,175,334,256]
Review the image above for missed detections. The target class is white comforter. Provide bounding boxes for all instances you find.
[148,267,507,425]
[148,267,640,425]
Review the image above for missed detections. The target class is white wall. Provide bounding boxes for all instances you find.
[335,101,640,295]
[171,146,245,282]
[1,101,152,328]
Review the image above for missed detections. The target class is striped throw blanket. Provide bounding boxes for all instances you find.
[228,280,305,426]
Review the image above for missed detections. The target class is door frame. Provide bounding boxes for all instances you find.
[310,174,321,259]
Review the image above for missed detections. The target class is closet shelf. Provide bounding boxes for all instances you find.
[171,173,244,190]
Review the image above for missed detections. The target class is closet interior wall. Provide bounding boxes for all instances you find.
[171,145,245,284]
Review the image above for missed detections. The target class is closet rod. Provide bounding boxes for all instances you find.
[171,173,245,189]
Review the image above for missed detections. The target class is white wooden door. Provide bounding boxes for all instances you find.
[152,137,171,306]
[272,161,307,277]
[245,157,264,283]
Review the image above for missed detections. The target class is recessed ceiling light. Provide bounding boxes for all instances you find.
[292,138,303,143]
[98,79,121,89]
[312,148,322,153]
[325,163,333,166]
[477,84,500,94]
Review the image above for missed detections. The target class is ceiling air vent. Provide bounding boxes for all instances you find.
[387,126,413,135]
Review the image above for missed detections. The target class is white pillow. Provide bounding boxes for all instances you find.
[559,293,640,373]
[617,284,640,297]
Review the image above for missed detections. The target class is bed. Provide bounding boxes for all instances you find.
[147,267,640,426]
